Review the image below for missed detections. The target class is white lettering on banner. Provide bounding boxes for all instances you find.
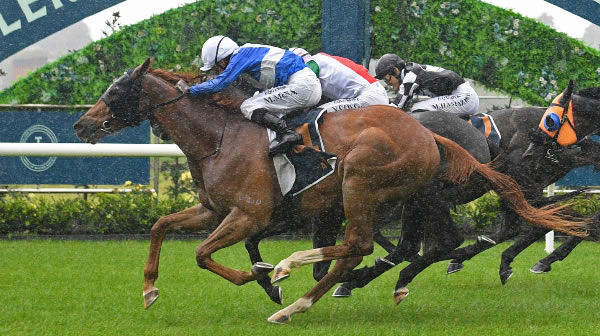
[0,13,21,36]
[18,0,47,23]
[0,0,79,36]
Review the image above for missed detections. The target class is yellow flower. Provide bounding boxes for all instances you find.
[124,180,132,186]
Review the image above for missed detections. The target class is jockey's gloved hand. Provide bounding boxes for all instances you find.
[175,79,190,93]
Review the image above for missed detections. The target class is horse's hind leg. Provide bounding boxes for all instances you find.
[143,204,219,309]
[332,201,425,297]
[393,203,463,303]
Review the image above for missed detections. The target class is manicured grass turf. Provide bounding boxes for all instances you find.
[1,239,599,335]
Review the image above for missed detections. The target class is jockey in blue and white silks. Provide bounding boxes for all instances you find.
[179,36,322,156]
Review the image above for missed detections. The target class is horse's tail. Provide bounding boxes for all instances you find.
[432,133,589,237]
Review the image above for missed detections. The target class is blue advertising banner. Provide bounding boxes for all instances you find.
[545,0,600,26]
[556,137,600,186]
[0,0,127,62]
[321,0,368,65]
[0,107,150,185]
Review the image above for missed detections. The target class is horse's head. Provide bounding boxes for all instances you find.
[74,58,153,143]
[523,80,600,160]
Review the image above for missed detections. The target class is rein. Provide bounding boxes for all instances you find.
[101,69,227,161]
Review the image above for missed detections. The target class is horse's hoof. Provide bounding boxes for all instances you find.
[477,235,497,245]
[393,287,409,305]
[530,261,551,274]
[252,262,274,276]
[332,285,353,298]
[446,262,464,274]
[271,267,290,284]
[143,288,159,309]
[500,268,513,285]
[267,311,291,324]
[269,285,283,305]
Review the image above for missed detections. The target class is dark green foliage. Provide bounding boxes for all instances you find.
[0,0,321,105]
[0,187,193,236]
[370,0,600,105]
[1,1,598,106]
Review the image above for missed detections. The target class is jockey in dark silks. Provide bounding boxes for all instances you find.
[375,53,479,119]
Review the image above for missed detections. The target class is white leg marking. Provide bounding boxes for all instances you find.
[279,297,313,316]
[277,248,325,271]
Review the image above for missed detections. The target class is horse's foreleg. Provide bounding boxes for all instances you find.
[143,204,219,309]
[499,227,548,284]
[244,221,292,305]
[531,235,584,273]
[311,208,345,281]
[195,207,268,286]
[447,204,521,272]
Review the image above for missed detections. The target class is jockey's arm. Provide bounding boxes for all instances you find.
[189,54,253,95]
[394,81,419,109]
[306,60,320,77]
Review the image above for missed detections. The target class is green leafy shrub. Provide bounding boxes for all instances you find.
[2,1,598,106]
[0,0,321,105]
[0,184,195,236]
[371,0,600,105]
[451,191,500,231]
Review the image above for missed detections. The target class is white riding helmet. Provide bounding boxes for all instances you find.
[200,35,239,71]
[289,47,311,63]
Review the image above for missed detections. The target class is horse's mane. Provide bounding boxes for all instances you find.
[577,86,600,100]
[148,67,254,110]
[149,68,203,85]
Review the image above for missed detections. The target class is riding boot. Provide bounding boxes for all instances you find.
[251,109,302,156]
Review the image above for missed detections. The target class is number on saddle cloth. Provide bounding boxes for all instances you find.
[272,108,337,197]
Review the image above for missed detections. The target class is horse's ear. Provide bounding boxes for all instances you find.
[140,57,153,73]
[560,79,575,107]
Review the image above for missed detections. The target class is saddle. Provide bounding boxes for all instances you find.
[271,108,337,196]
[468,113,501,147]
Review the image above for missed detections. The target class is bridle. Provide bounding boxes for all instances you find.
[538,80,577,147]
[99,68,226,160]
[100,68,186,132]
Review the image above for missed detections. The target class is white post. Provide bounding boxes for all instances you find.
[545,184,555,254]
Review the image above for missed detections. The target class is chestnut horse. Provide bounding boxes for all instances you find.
[73,58,587,324]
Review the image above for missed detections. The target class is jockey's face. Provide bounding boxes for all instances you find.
[215,59,228,74]
[384,67,401,93]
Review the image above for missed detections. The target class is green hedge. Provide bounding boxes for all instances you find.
[0,0,321,105]
[371,0,600,105]
[1,0,598,106]
[0,185,195,236]
[2,189,598,236]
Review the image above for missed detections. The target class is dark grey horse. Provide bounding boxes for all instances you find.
[332,81,600,299]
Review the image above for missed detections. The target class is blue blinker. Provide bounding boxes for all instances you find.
[544,113,561,132]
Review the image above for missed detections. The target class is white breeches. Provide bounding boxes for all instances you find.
[240,67,322,119]
[319,81,390,113]
[411,82,479,116]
